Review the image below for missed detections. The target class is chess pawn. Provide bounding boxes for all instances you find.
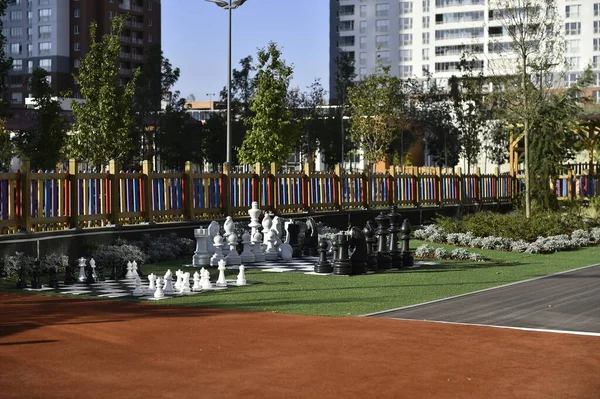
[77,257,87,282]
[236,265,247,286]
[223,216,234,238]
[192,271,202,291]
[207,221,219,255]
[216,259,228,287]
[89,258,97,282]
[240,232,256,264]
[132,276,144,297]
[132,260,141,278]
[261,214,273,245]
[174,270,183,290]
[163,269,174,295]
[264,230,279,261]
[125,261,134,279]
[201,269,213,289]
[251,231,265,262]
[314,238,333,274]
[180,272,191,294]
[154,277,165,299]
[225,233,241,266]
[147,273,157,295]
[210,234,225,266]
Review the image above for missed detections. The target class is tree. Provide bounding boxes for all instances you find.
[449,56,490,173]
[238,42,298,166]
[346,66,410,164]
[488,0,563,216]
[0,120,13,170]
[12,68,67,170]
[484,121,510,169]
[69,16,139,168]
[335,52,356,165]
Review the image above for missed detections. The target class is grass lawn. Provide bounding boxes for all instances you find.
[2,240,599,317]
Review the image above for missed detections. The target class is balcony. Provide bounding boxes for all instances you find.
[120,35,131,43]
[132,38,143,45]
[131,5,144,13]
[131,53,143,61]
[119,51,131,59]
[125,20,144,29]
[119,68,133,76]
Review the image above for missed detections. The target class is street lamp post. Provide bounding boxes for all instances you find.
[205,0,249,164]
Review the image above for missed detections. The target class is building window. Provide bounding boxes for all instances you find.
[399,1,412,14]
[376,50,390,65]
[422,65,430,76]
[399,17,412,30]
[423,0,430,12]
[149,2,152,10]
[12,59,22,71]
[74,59,80,68]
[422,48,430,60]
[27,43,32,56]
[38,25,51,39]
[27,27,32,40]
[339,20,354,31]
[339,36,355,47]
[595,4,600,17]
[565,39,580,53]
[423,32,430,44]
[423,16,430,28]
[38,42,51,55]
[565,5,580,19]
[376,35,389,49]
[376,4,389,17]
[359,67,367,80]
[148,33,152,42]
[27,11,32,24]
[360,5,367,18]
[148,18,152,26]
[109,11,114,19]
[27,60,33,73]
[74,8,80,18]
[340,5,355,16]
[39,0,51,5]
[595,21,600,34]
[9,75,22,88]
[11,92,22,104]
[594,90,600,104]
[10,26,22,38]
[593,56,600,68]
[566,56,580,69]
[399,49,412,61]
[10,43,21,55]
[401,65,413,78]
[376,19,389,32]
[565,73,580,87]
[39,58,51,71]
[359,52,367,65]
[359,21,367,34]
[400,33,412,46]
[38,8,51,23]
[595,38,600,52]
[74,25,79,34]
[359,35,367,49]
[74,42,80,51]
[565,22,581,35]
[10,10,22,21]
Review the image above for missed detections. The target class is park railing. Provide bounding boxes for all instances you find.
[4,159,594,235]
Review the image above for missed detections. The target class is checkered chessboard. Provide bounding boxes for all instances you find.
[227,256,321,274]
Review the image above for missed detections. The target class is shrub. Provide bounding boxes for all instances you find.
[39,253,69,273]
[414,244,435,258]
[1,252,35,278]
[91,244,147,275]
[414,244,485,261]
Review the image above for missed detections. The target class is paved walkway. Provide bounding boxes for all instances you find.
[371,264,600,334]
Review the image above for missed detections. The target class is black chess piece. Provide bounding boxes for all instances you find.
[349,226,367,275]
[16,265,28,289]
[331,238,339,263]
[109,262,117,280]
[96,263,105,282]
[375,212,392,270]
[333,233,352,275]
[85,263,95,284]
[400,218,414,268]
[64,263,76,285]
[30,261,42,289]
[388,207,402,269]
[304,217,319,256]
[363,222,378,273]
[314,239,333,274]
[48,267,59,288]
[286,222,302,258]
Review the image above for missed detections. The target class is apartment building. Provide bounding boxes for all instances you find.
[329,0,600,102]
[2,0,161,107]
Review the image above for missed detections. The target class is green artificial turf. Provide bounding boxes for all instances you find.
[2,241,599,317]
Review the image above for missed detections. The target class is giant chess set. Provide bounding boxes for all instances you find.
[24,202,419,300]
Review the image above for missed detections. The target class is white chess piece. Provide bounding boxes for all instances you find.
[210,234,225,267]
[236,265,247,286]
[193,226,211,267]
[248,201,262,239]
[240,232,255,263]
[89,258,97,281]
[192,271,202,291]
[154,277,165,299]
[272,216,283,243]
[125,261,134,279]
[223,216,234,238]
[174,270,183,291]
[201,269,213,289]
[132,261,139,278]
[251,231,265,262]
[180,272,191,294]
[147,273,157,295]
[264,230,279,261]
[216,259,228,287]
[77,258,87,282]
[132,276,144,297]
[163,270,174,295]
[207,221,219,255]
[261,214,272,246]
[225,233,241,266]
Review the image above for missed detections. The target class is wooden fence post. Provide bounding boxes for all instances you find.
[254,162,261,207]
[334,163,342,210]
[475,167,481,202]
[68,159,79,229]
[303,162,311,211]
[183,161,195,220]
[364,163,371,209]
[20,157,31,232]
[388,165,395,207]
[142,160,154,223]
[109,160,120,226]
[436,166,442,206]
[567,169,574,200]
[456,167,463,204]
[269,162,277,213]
[414,167,421,207]
[222,162,231,216]
[494,167,500,201]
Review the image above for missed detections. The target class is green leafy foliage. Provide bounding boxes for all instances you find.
[69,16,138,168]
[434,211,598,242]
[12,68,68,170]
[238,42,298,166]
[1,252,35,278]
[39,253,69,273]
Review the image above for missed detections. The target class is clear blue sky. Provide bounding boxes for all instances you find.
[162,0,330,101]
